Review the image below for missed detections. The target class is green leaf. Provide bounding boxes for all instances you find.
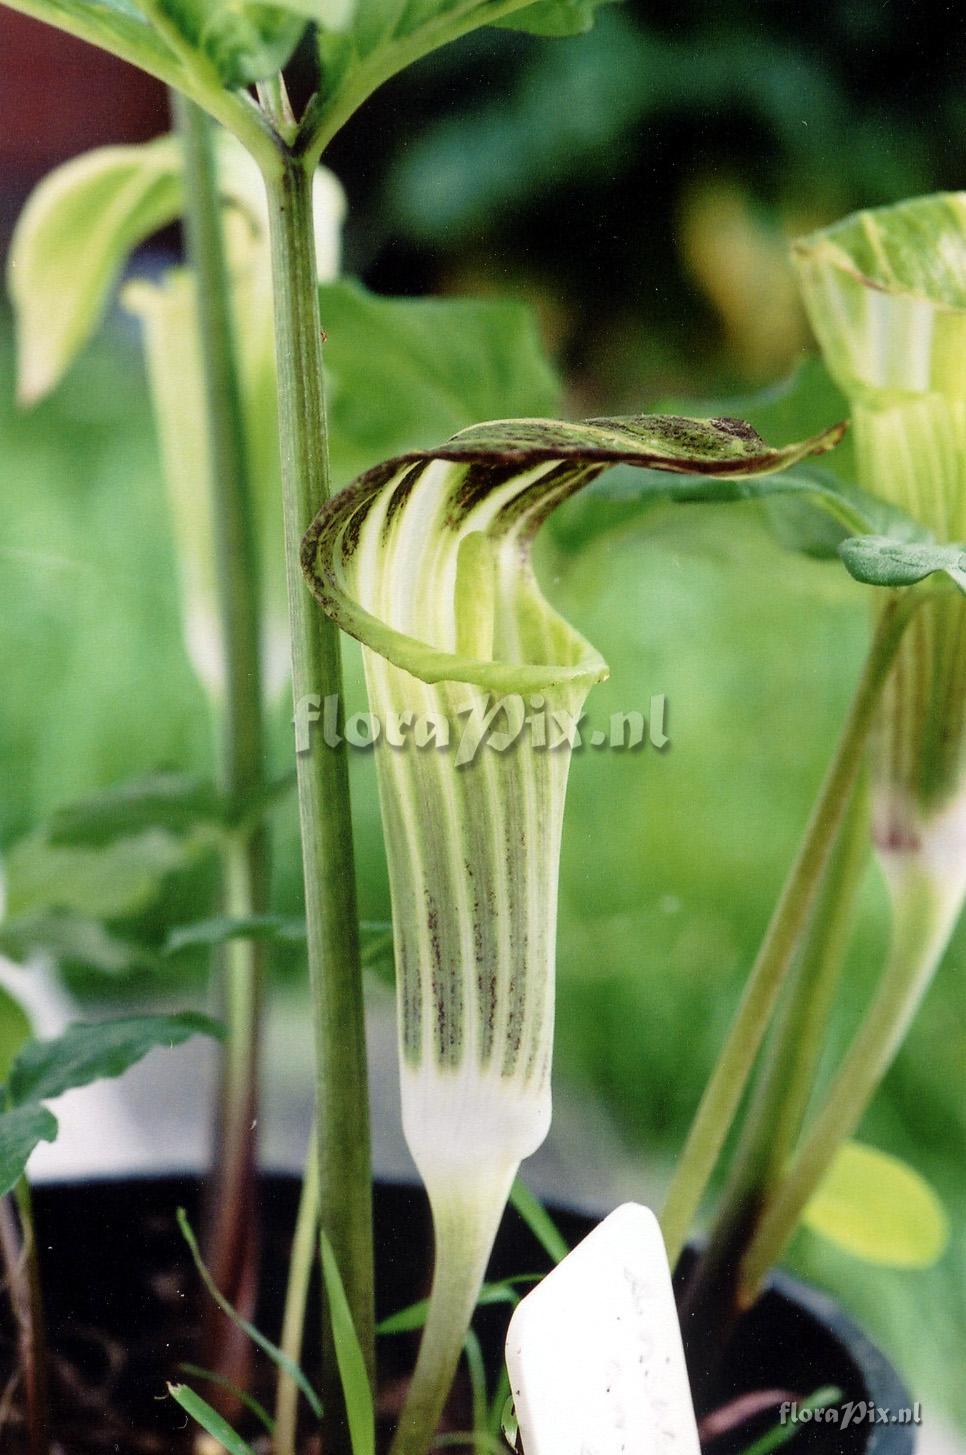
[802,1141,950,1269]
[151,0,304,84]
[0,912,155,975]
[0,986,32,1085]
[167,1384,257,1455]
[164,913,308,955]
[509,1180,568,1263]
[377,1274,539,1334]
[320,280,561,484]
[178,1364,275,1437]
[0,1104,59,1197]
[302,410,844,694]
[839,536,966,595]
[47,773,227,846]
[8,132,265,404]
[500,0,619,39]
[3,829,198,922]
[7,1013,222,1107]
[9,136,183,405]
[177,1209,323,1418]
[320,1231,375,1455]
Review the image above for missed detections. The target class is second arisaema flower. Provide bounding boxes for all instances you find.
[301,412,843,1454]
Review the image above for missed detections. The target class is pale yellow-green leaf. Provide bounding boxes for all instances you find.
[803,1139,950,1269]
[0,985,32,1086]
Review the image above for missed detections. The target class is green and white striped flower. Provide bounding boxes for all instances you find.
[301,411,842,1454]
[794,193,966,858]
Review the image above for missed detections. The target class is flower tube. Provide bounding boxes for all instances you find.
[301,412,842,1454]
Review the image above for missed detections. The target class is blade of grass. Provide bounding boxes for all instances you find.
[320,1231,375,1455]
[178,1363,275,1436]
[167,1383,257,1455]
[177,1208,322,1418]
[377,1276,540,1335]
[509,1181,568,1264]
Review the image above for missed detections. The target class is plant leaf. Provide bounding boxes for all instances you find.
[500,0,619,38]
[3,829,200,922]
[167,1384,257,1455]
[165,914,308,954]
[802,1140,950,1268]
[320,1231,375,1455]
[178,1363,275,1437]
[0,1104,59,1197]
[302,411,843,694]
[150,0,305,84]
[377,1274,539,1334]
[8,132,265,405]
[319,280,561,485]
[0,986,32,1085]
[177,1209,323,1418]
[47,773,228,846]
[7,1013,222,1108]
[839,536,966,594]
[0,912,156,975]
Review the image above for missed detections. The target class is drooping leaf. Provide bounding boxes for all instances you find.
[319,280,561,484]
[320,1231,375,1455]
[802,1141,950,1269]
[3,829,199,922]
[7,1013,222,1108]
[177,1209,323,1418]
[0,987,32,1086]
[9,136,184,406]
[839,536,966,595]
[167,1385,257,1455]
[0,912,156,975]
[8,132,266,405]
[0,1103,59,1198]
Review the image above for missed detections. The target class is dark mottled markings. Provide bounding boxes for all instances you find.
[587,413,763,457]
[382,463,426,542]
[445,460,514,528]
[340,491,378,561]
[399,935,422,1063]
[426,892,463,1067]
[494,461,601,537]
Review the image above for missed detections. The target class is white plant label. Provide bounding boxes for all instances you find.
[505,1203,701,1455]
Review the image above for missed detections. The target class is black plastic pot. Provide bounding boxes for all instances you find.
[0,1175,915,1454]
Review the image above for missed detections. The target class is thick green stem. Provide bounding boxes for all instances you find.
[275,1130,320,1455]
[660,593,918,1265]
[389,1175,514,1455]
[740,845,965,1295]
[172,94,270,1370]
[261,154,374,1435]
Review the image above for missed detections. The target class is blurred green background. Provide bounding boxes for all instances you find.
[1,0,964,1436]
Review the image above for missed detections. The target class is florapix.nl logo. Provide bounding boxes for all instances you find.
[294,692,670,766]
